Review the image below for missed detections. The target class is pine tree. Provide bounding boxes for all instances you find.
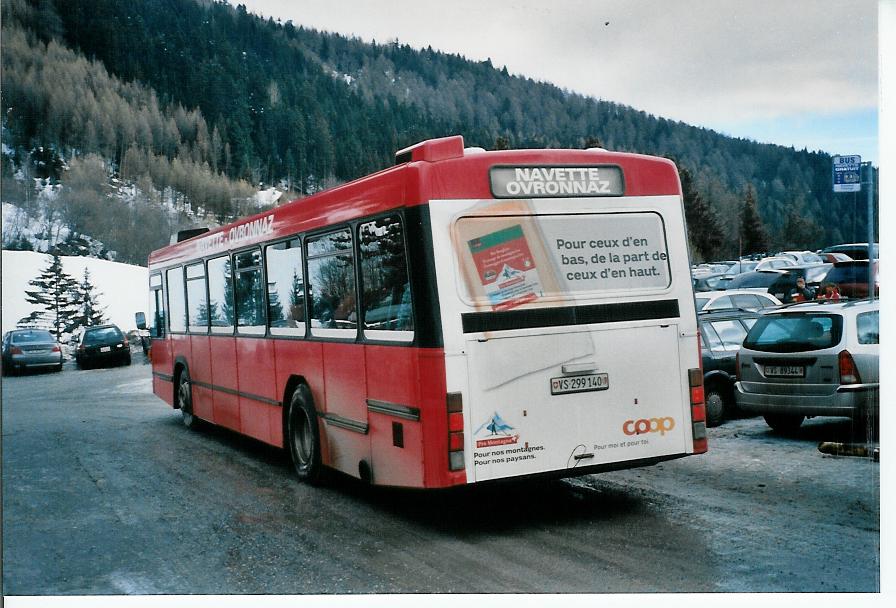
[679,165,724,261]
[740,186,769,255]
[18,254,81,341]
[71,268,108,331]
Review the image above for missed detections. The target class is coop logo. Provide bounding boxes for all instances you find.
[623,417,676,436]
[474,412,519,448]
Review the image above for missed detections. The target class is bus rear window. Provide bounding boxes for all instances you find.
[454,212,670,309]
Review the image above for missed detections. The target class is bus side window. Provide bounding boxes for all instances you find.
[207,256,235,333]
[234,249,266,335]
[186,262,208,333]
[167,266,186,333]
[265,238,306,336]
[307,229,357,336]
[360,215,414,341]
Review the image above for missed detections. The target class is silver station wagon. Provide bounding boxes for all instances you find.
[734,299,879,432]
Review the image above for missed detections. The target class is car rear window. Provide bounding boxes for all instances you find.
[83,327,123,344]
[12,330,54,343]
[743,313,843,353]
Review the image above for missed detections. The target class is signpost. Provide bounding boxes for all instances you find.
[832,155,861,192]
[832,154,875,299]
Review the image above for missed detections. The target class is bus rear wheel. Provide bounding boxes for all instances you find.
[287,386,322,484]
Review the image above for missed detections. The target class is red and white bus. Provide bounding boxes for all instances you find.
[142,135,707,488]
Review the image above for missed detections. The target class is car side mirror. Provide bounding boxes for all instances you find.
[135,312,146,330]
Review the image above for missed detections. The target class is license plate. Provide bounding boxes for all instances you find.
[551,373,609,395]
[764,365,805,378]
[100,346,112,353]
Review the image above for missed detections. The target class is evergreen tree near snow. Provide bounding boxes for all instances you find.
[18,253,81,341]
[71,268,108,330]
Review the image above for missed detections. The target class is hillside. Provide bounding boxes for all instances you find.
[0,0,879,263]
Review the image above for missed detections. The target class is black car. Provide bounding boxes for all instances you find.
[699,308,760,427]
[767,263,832,302]
[723,269,785,292]
[76,324,131,369]
[1,329,64,374]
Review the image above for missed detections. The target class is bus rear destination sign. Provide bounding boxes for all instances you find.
[490,165,624,198]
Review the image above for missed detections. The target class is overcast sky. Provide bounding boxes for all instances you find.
[237,0,880,163]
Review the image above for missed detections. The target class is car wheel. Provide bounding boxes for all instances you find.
[287,385,323,484]
[763,414,804,434]
[177,369,200,430]
[54,363,63,373]
[123,353,132,366]
[704,383,729,428]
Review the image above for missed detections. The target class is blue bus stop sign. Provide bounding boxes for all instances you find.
[832,155,861,192]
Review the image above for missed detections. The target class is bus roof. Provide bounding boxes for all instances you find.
[148,136,681,267]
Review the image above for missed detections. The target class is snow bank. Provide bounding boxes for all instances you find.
[1,250,148,333]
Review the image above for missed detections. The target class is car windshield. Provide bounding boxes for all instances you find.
[726,261,758,275]
[12,330,55,343]
[743,313,843,353]
[695,297,710,310]
[83,327,123,344]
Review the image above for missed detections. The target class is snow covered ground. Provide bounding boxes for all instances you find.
[1,250,148,333]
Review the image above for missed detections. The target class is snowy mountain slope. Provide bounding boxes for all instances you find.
[2,250,148,334]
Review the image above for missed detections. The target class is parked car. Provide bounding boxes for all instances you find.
[777,250,824,264]
[724,269,786,293]
[75,324,131,369]
[695,290,781,312]
[766,263,832,302]
[823,260,879,298]
[734,299,879,433]
[699,309,761,426]
[724,260,759,276]
[692,272,732,292]
[821,243,878,261]
[1,329,64,374]
[754,256,797,272]
[819,252,852,263]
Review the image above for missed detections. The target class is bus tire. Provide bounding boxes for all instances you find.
[763,414,804,434]
[704,382,728,428]
[176,369,200,430]
[287,385,323,484]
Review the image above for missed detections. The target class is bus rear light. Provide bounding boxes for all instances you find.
[839,350,862,385]
[689,365,707,453]
[449,432,464,451]
[447,392,465,471]
[447,392,463,413]
[448,412,464,432]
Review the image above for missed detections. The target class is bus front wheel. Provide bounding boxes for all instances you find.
[177,369,200,430]
[287,386,322,484]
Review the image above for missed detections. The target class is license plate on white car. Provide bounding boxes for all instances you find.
[100,346,111,353]
[764,365,804,378]
[551,373,609,395]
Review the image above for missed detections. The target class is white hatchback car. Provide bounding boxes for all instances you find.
[734,299,879,432]
[695,290,781,312]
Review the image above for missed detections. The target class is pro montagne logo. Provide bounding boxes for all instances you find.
[474,412,520,448]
